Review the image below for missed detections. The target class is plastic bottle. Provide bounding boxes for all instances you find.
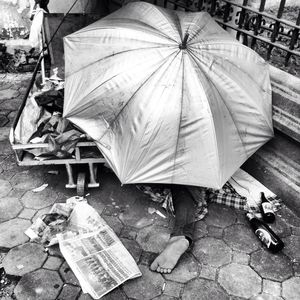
[260,192,275,223]
[246,213,284,253]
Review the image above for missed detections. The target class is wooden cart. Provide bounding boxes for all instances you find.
[10,55,106,196]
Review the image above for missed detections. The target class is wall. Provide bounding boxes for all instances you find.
[0,0,108,40]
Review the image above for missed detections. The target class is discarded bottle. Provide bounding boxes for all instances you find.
[246,213,284,253]
[260,192,275,223]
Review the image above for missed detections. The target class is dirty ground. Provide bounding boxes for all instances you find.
[0,73,300,300]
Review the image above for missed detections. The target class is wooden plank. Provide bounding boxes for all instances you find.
[19,152,105,166]
[12,141,98,150]
[12,143,49,150]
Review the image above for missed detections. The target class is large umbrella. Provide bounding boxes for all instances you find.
[63,1,273,189]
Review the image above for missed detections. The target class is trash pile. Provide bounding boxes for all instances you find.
[25,196,141,299]
[0,43,39,73]
[14,68,87,159]
[25,195,81,246]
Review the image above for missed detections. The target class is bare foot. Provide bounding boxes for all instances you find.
[150,236,190,274]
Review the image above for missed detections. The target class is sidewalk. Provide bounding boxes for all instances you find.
[0,73,300,300]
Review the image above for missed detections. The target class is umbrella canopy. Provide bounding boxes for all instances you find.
[63,1,273,189]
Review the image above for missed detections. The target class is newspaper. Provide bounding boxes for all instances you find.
[57,202,141,299]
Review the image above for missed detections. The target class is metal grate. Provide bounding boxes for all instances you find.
[152,0,300,76]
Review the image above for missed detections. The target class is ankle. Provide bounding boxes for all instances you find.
[169,235,190,247]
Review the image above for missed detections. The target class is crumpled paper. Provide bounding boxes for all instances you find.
[25,196,86,246]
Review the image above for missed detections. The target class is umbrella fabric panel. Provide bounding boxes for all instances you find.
[102,1,182,42]
[64,36,178,123]
[95,51,221,187]
[183,55,248,187]
[176,10,231,43]
[64,46,179,140]
[190,41,273,128]
[64,19,176,76]
[63,1,273,189]
[188,41,273,170]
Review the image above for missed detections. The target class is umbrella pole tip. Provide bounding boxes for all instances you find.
[179,33,189,50]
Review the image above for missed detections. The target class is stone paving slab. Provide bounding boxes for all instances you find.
[1,97,22,111]
[0,178,12,197]
[3,242,47,276]
[0,196,23,222]
[205,203,237,228]
[250,249,293,282]
[282,235,300,261]
[0,140,14,155]
[57,284,81,300]
[193,237,232,267]
[47,245,63,258]
[218,263,262,298]
[262,279,281,297]
[162,281,183,298]
[250,294,283,300]
[163,253,199,283]
[59,262,80,286]
[120,238,142,263]
[182,278,229,300]
[268,216,292,238]
[11,171,44,191]
[199,264,217,281]
[18,207,36,219]
[0,127,10,141]
[43,256,64,271]
[101,288,128,300]
[193,220,208,240]
[0,218,30,248]
[282,277,300,300]
[207,225,224,238]
[32,205,53,222]
[123,265,165,300]
[21,189,58,209]
[277,206,300,228]
[232,250,250,265]
[223,223,261,253]
[0,114,9,127]
[136,225,170,253]
[0,89,19,100]
[102,215,124,236]
[14,269,63,300]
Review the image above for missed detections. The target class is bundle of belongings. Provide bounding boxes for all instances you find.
[137,168,282,220]
[14,68,87,159]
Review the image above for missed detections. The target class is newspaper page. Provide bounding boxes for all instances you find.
[57,202,141,299]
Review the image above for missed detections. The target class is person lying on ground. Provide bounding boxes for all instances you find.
[150,185,198,274]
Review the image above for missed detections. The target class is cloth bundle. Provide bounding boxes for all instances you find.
[137,169,281,221]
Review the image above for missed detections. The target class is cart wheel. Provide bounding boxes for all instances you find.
[77,172,86,196]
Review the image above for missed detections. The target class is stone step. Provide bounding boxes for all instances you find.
[243,130,300,217]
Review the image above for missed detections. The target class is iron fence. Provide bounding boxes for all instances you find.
[151,0,300,76]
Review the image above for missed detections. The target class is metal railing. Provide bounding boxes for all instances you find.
[151,0,300,76]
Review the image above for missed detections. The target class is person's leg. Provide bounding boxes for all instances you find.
[171,185,196,244]
[150,185,196,273]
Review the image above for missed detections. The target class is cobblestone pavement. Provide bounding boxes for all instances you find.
[1,73,300,300]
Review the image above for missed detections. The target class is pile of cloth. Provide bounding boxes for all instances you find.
[14,69,86,159]
[137,168,282,219]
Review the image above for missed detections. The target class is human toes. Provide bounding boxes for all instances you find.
[156,266,162,273]
[150,259,159,271]
[163,268,171,274]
